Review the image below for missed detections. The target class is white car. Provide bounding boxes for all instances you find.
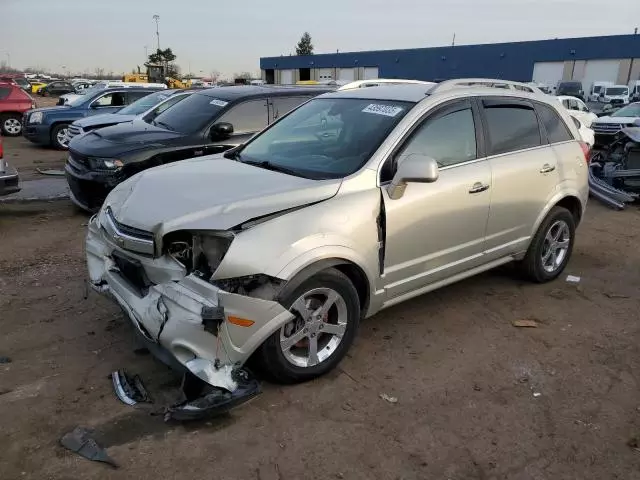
[556,96,597,127]
[60,81,167,105]
[598,85,630,105]
[339,79,435,91]
[591,102,640,145]
[568,114,594,148]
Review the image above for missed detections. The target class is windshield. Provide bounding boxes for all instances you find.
[593,86,602,93]
[118,91,172,115]
[605,87,628,96]
[236,98,413,180]
[66,95,89,107]
[611,103,640,117]
[77,83,106,96]
[150,93,227,133]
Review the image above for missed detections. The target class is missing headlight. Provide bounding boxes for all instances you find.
[163,231,233,279]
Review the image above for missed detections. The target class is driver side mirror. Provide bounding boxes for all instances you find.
[210,122,234,141]
[388,154,439,200]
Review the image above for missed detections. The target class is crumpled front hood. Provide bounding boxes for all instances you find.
[106,155,342,234]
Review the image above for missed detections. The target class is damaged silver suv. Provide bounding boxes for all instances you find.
[87,79,589,391]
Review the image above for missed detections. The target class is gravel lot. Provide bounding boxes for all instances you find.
[1,123,640,479]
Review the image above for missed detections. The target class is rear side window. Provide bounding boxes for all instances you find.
[537,104,573,143]
[483,102,541,155]
[217,99,269,133]
[0,87,10,99]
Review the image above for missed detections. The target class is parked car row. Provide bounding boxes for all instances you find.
[75,79,588,393]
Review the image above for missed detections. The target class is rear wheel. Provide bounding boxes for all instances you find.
[256,268,360,384]
[518,206,575,283]
[51,124,70,149]
[1,114,23,136]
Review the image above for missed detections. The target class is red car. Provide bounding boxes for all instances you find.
[0,81,36,136]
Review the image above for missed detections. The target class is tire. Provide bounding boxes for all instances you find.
[518,206,575,283]
[256,268,360,384]
[51,123,70,150]
[1,114,23,136]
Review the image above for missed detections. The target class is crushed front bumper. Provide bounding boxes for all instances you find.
[85,215,294,390]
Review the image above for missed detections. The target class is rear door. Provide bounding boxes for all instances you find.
[480,97,561,260]
[125,90,153,106]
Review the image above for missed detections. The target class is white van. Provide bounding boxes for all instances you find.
[589,81,613,102]
[60,81,167,104]
[599,85,630,105]
[629,80,640,102]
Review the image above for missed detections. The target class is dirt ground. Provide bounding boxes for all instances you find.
[4,96,66,181]
[2,141,640,479]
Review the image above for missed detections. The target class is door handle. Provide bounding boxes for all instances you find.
[468,182,490,194]
[540,164,556,173]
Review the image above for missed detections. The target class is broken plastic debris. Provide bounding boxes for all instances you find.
[36,168,66,176]
[512,319,539,328]
[533,392,542,398]
[0,356,12,364]
[60,426,118,468]
[379,393,398,404]
[111,370,151,406]
[165,369,261,422]
[566,275,581,283]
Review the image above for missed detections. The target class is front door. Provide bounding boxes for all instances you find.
[88,91,126,115]
[381,99,492,300]
[480,97,561,259]
[207,98,270,154]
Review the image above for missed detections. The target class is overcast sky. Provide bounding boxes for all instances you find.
[1,0,639,78]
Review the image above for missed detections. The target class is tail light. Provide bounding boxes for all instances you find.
[579,141,591,164]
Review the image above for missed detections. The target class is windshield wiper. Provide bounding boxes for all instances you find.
[153,120,173,130]
[242,160,304,178]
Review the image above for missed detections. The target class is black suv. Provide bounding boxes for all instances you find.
[65,85,332,211]
[556,81,585,101]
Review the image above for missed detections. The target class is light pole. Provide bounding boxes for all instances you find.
[4,52,10,69]
[153,15,160,52]
[144,45,148,60]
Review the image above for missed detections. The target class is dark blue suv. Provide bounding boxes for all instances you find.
[23,87,164,149]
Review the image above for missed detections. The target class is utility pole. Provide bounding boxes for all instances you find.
[5,52,10,69]
[144,45,148,60]
[153,15,160,52]
[451,33,456,47]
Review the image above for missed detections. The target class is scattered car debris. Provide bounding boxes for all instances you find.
[111,370,151,406]
[512,319,539,328]
[589,128,640,210]
[36,168,65,176]
[627,435,640,453]
[379,393,398,404]
[60,426,118,468]
[0,356,12,364]
[165,369,260,422]
[604,292,630,299]
[533,392,542,398]
[566,275,581,283]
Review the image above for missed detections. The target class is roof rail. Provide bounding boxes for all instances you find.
[428,78,544,95]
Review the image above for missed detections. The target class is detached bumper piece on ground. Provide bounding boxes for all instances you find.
[111,369,151,406]
[60,426,118,469]
[589,127,640,210]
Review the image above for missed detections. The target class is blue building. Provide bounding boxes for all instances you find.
[260,34,640,90]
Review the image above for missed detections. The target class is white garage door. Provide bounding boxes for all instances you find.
[338,68,355,81]
[532,62,564,89]
[318,68,333,81]
[363,67,379,80]
[280,69,294,85]
[581,59,620,93]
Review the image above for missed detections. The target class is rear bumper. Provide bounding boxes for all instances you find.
[23,124,51,145]
[0,162,20,196]
[85,215,294,389]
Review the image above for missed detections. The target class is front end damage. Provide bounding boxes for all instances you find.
[86,215,294,418]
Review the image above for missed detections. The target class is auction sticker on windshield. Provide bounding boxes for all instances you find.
[362,104,404,117]
[209,99,229,107]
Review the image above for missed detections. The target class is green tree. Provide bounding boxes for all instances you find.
[295,32,314,55]
[148,48,177,66]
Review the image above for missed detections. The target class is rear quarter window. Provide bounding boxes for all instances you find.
[0,87,11,100]
[536,103,574,143]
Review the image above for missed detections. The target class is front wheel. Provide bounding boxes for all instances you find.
[518,206,575,283]
[51,123,70,150]
[256,268,360,384]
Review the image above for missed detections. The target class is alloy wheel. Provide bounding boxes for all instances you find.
[280,287,348,368]
[4,118,22,135]
[56,128,69,148]
[541,220,571,273]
